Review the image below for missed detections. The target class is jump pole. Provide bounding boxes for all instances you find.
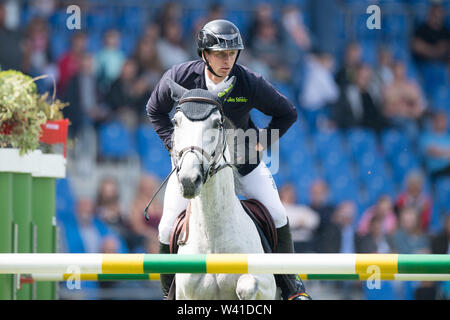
[26,273,450,282]
[1,254,449,275]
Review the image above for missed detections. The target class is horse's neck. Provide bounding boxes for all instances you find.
[189,165,244,250]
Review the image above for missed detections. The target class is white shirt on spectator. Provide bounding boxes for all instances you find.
[157,39,190,71]
[300,56,339,110]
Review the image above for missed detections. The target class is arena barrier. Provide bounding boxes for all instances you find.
[26,273,450,282]
[1,254,449,275]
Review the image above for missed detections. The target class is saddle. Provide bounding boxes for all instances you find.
[169,199,278,254]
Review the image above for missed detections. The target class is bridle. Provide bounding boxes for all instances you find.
[144,96,231,220]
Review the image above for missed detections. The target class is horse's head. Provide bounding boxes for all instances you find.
[168,76,236,199]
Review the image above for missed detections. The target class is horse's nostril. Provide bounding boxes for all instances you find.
[194,175,202,187]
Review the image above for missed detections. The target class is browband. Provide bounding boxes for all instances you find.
[178,97,223,111]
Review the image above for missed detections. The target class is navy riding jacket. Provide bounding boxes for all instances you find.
[146,60,298,176]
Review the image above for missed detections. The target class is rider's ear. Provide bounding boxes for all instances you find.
[214,76,236,103]
[167,78,188,102]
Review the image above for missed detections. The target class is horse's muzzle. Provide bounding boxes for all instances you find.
[180,172,203,199]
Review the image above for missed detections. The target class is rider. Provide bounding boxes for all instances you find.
[146,19,311,300]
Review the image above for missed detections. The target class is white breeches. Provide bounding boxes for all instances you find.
[158,160,288,245]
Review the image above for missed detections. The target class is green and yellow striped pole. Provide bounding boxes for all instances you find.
[0,254,449,275]
[28,273,450,282]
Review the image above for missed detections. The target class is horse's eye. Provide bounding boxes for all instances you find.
[173,119,178,126]
[212,119,221,129]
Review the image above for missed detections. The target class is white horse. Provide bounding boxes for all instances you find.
[167,77,277,300]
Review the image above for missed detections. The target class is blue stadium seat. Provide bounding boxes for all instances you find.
[141,147,172,179]
[435,177,450,214]
[56,176,76,225]
[360,40,378,65]
[313,129,345,161]
[48,10,68,30]
[136,124,162,159]
[329,173,359,203]
[50,31,70,61]
[98,120,135,159]
[346,128,378,159]
[136,125,172,178]
[366,175,395,204]
[357,151,389,185]
[432,85,450,111]
[391,150,421,185]
[363,281,398,300]
[322,150,352,181]
[119,6,149,33]
[87,31,103,53]
[85,9,116,32]
[294,169,321,204]
[383,13,409,40]
[381,129,411,162]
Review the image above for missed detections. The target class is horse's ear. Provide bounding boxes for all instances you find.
[214,76,236,103]
[167,78,188,102]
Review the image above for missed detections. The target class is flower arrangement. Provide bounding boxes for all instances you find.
[0,70,67,154]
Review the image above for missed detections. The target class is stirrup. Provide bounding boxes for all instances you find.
[288,292,312,300]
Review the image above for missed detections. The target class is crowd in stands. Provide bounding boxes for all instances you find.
[1,0,450,300]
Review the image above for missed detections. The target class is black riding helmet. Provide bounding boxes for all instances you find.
[197,19,244,77]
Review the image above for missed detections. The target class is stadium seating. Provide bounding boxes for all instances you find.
[98,120,136,160]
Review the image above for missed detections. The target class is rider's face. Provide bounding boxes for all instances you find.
[204,50,238,78]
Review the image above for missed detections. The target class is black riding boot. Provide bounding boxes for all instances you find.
[275,221,311,300]
[159,241,175,300]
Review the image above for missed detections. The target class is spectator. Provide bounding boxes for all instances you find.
[332,63,391,133]
[411,3,450,64]
[251,21,282,70]
[316,201,356,253]
[281,5,311,66]
[63,197,128,253]
[431,214,450,254]
[388,207,430,254]
[395,170,432,232]
[156,20,189,70]
[335,42,361,89]
[133,36,163,105]
[190,3,225,58]
[156,1,182,38]
[308,179,335,242]
[355,215,393,253]
[95,176,135,251]
[129,174,163,251]
[383,61,426,121]
[279,184,320,253]
[419,111,450,183]
[248,3,278,49]
[357,195,397,237]
[106,58,147,128]
[57,32,87,97]
[22,17,56,93]
[371,46,395,106]
[63,53,109,138]
[299,49,339,131]
[0,2,23,71]
[95,29,126,96]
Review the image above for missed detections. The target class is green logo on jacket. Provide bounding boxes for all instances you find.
[226,96,248,103]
